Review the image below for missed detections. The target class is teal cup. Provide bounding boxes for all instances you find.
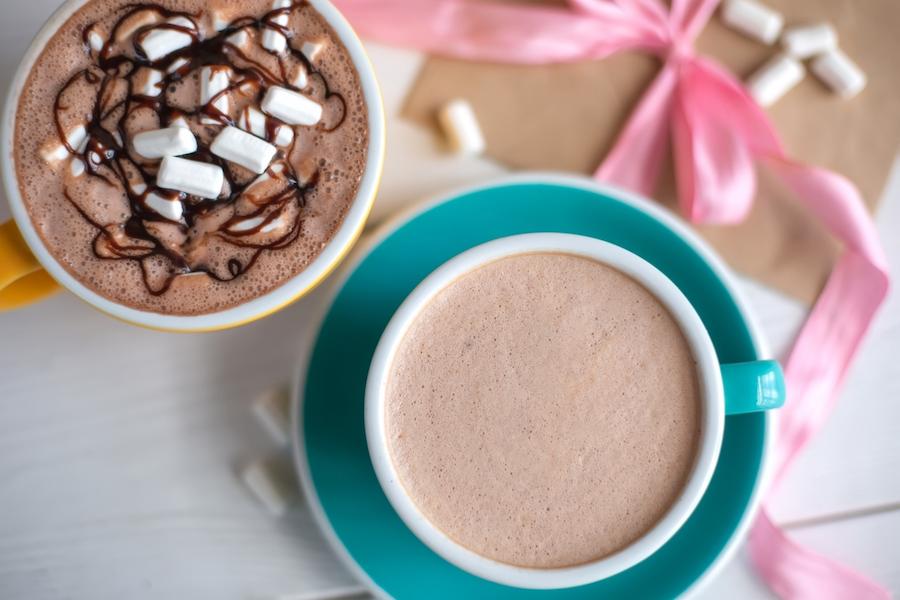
[364,232,785,589]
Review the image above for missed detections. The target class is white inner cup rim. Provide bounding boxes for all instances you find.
[365,233,725,590]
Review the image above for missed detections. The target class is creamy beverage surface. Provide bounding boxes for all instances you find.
[15,0,368,314]
[385,252,701,568]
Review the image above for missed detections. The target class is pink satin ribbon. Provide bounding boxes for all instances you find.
[332,0,892,597]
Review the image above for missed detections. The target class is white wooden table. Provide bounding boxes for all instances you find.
[1,3,898,598]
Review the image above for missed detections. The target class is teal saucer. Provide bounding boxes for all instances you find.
[293,175,769,599]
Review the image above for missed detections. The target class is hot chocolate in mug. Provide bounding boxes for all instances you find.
[365,233,785,589]
[0,0,384,331]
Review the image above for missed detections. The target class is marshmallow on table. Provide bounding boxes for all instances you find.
[262,0,292,54]
[138,16,197,62]
[239,458,298,516]
[144,191,184,222]
[781,23,837,59]
[721,0,783,45]
[157,155,224,199]
[437,98,486,156]
[201,66,232,124]
[40,124,88,165]
[133,67,164,97]
[812,49,867,99]
[746,54,804,107]
[251,387,291,445]
[133,126,197,159]
[261,86,322,126]
[238,107,294,147]
[210,126,278,174]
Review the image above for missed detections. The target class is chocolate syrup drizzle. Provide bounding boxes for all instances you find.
[52,1,347,295]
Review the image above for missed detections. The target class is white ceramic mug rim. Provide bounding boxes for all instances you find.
[1,0,385,331]
[365,232,725,590]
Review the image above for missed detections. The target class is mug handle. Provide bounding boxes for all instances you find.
[721,360,786,415]
[0,220,59,311]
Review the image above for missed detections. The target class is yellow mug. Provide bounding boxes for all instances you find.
[0,0,384,331]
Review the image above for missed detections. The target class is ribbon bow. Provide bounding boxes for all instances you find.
[333,0,891,597]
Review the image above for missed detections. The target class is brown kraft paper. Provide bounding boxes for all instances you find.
[402,0,900,304]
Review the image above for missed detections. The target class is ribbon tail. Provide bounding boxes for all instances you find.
[594,63,678,197]
[747,157,890,600]
[764,157,890,485]
[749,510,891,600]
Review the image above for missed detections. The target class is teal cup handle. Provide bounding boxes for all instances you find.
[721,360,786,415]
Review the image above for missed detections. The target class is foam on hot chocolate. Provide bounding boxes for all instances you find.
[385,253,702,568]
[15,0,368,315]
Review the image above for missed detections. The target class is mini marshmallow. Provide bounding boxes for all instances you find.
[229,215,265,233]
[132,67,164,96]
[238,107,294,147]
[273,127,294,148]
[157,155,225,199]
[70,158,86,177]
[226,29,251,51]
[115,10,162,43]
[239,459,297,516]
[229,214,285,235]
[250,387,291,445]
[133,126,197,159]
[746,54,804,107]
[138,16,197,62]
[290,64,308,90]
[201,66,231,124]
[40,125,88,165]
[87,29,105,54]
[144,191,184,221]
[167,57,190,75]
[131,183,148,195]
[721,0,783,45]
[781,23,837,59]
[210,126,278,174]
[437,98,486,156]
[211,11,233,32]
[170,116,190,129]
[262,0,292,54]
[811,49,866,99]
[261,86,322,126]
[41,145,69,165]
[242,163,287,200]
[301,39,325,63]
